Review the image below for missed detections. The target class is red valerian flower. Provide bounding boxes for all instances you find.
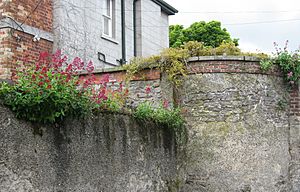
[39,51,49,60]
[100,74,110,85]
[41,67,47,74]
[163,99,169,109]
[86,61,94,73]
[66,64,73,72]
[52,50,62,63]
[35,63,41,71]
[145,85,151,94]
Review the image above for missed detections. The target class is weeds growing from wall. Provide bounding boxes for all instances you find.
[260,41,300,86]
[123,41,268,87]
[133,102,187,146]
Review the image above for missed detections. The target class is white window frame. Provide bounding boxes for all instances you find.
[103,0,115,39]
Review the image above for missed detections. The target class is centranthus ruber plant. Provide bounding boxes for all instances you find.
[0,50,128,124]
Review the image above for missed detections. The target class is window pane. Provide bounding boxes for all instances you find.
[104,17,109,35]
[106,0,111,16]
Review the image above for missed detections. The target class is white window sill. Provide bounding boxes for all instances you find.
[101,34,118,44]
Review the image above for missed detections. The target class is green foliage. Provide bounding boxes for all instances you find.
[260,42,300,85]
[0,51,128,124]
[123,48,189,86]
[133,102,186,145]
[182,41,268,59]
[159,48,189,85]
[169,25,186,48]
[0,67,92,124]
[170,20,239,48]
[124,42,268,87]
[182,41,210,56]
[214,41,241,55]
[260,59,273,71]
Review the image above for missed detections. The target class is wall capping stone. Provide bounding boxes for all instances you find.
[80,56,261,76]
[188,56,261,62]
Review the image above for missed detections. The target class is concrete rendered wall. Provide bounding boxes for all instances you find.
[53,0,123,68]
[136,0,169,57]
[53,0,171,69]
[0,107,179,192]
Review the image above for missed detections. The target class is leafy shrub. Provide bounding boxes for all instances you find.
[133,102,186,145]
[124,48,189,86]
[214,41,241,56]
[182,41,210,56]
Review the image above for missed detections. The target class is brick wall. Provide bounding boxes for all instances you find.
[1,0,53,32]
[290,86,300,116]
[0,0,53,80]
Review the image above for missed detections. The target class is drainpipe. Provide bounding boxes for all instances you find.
[121,0,126,65]
[133,0,138,57]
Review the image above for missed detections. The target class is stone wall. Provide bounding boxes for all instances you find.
[177,56,297,192]
[0,106,179,192]
[81,67,173,108]
[1,56,299,191]
[88,56,299,191]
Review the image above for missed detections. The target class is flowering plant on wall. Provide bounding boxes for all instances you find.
[260,41,300,86]
[0,51,128,124]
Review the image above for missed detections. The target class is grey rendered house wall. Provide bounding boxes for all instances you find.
[53,0,171,69]
[136,0,169,57]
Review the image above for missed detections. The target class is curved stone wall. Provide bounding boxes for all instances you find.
[178,56,291,191]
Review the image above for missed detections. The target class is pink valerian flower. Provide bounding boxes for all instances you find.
[82,74,96,88]
[35,63,41,71]
[163,99,169,109]
[54,55,67,69]
[52,50,62,63]
[72,57,85,71]
[100,74,110,86]
[145,85,151,94]
[41,67,48,74]
[97,88,108,101]
[118,83,123,92]
[287,71,293,78]
[66,64,73,72]
[284,40,289,52]
[86,61,94,73]
[39,52,49,61]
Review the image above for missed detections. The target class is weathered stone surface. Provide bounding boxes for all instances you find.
[0,106,179,192]
[178,73,291,192]
[289,115,300,192]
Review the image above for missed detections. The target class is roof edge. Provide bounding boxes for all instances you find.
[151,0,178,15]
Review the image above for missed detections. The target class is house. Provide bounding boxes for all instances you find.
[0,0,177,79]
